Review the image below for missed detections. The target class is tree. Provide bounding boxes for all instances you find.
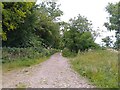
[63,14,98,53]
[102,36,112,47]
[34,1,63,48]
[2,2,35,34]
[2,2,38,47]
[69,14,92,33]
[2,1,63,48]
[92,27,102,41]
[38,1,63,21]
[59,21,70,34]
[104,2,120,49]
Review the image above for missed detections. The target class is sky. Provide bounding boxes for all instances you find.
[36,0,119,45]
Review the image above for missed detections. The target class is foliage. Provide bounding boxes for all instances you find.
[2,2,35,35]
[102,36,113,47]
[2,2,38,47]
[62,48,77,57]
[104,2,119,31]
[2,2,62,49]
[69,14,92,32]
[104,2,120,50]
[2,47,58,64]
[60,21,70,34]
[62,14,99,53]
[39,1,63,21]
[70,50,118,88]
[34,9,60,48]
[114,39,120,49]
[34,1,63,48]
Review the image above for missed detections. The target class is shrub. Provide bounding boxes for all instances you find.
[2,47,58,64]
[62,48,77,57]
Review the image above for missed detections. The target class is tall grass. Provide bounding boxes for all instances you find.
[70,50,118,88]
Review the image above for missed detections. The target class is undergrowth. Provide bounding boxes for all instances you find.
[2,47,58,72]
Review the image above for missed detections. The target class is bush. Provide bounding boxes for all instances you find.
[62,48,77,57]
[2,47,58,64]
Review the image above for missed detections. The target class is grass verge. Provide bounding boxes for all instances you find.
[70,50,118,88]
[2,57,49,72]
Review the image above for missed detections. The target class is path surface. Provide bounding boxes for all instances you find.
[2,53,95,88]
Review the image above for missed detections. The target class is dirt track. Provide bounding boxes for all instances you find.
[2,53,95,88]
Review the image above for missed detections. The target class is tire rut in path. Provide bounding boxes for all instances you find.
[2,53,95,88]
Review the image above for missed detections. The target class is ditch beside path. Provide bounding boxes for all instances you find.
[2,53,95,88]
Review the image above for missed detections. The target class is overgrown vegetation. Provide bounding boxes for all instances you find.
[62,48,77,57]
[70,50,118,88]
[2,47,58,72]
[2,47,57,63]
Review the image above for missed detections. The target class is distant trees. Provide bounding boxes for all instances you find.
[62,14,99,53]
[104,2,120,49]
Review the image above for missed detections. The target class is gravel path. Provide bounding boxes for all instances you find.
[2,53,95,88]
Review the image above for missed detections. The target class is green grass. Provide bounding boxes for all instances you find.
[70,50,118,88]
[2,57,49,72]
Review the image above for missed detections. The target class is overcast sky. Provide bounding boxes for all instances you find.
[36,0,119,44]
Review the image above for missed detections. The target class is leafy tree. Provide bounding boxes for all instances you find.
[104,2,120,49]
[34,1,63,48]
[102,36,112,47]
[114,39,120,49]
[69,14,92,33]
[38,1,63,21]
[2,2,35,33]
[59,21,70,34]
[2,2,38,47]
[63,14,98,53]
[2,1,63,48]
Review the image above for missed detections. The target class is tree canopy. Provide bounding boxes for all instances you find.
[2,2,63,49]
[62,15,99,52]
[102,36,112,47]
[104,2,120,49]
[2,1,100,52]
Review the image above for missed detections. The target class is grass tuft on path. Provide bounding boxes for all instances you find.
[70,50,118,88]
